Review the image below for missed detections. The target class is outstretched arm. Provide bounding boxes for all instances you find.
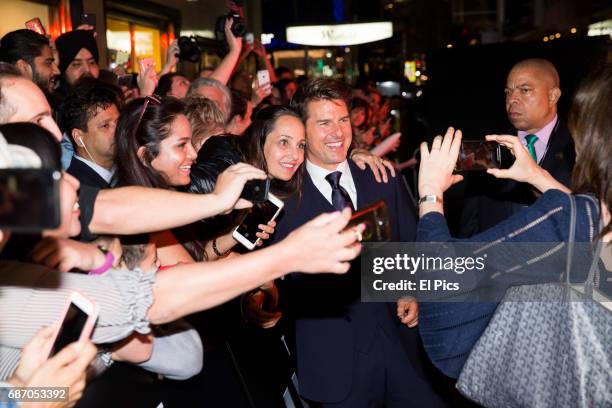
[210,18,243,85]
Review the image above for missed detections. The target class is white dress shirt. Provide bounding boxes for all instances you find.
[74,155,116,185]
[306,159,358,207]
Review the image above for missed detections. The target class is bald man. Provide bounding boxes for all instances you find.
[459,58,575,237]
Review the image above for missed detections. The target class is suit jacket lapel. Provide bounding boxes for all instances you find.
[348,161,368,210]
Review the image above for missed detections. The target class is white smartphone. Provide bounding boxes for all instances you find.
[233,192,284,250]
[46,291,99,357]
[257,69,270,87]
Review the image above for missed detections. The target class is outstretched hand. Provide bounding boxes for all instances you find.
[418,127,464,198]
[283,208,364,275]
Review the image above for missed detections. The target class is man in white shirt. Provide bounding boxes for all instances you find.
[272,78,447,407]
[60,78,121,188]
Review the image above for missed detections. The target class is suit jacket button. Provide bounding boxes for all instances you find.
[345,316,352,322]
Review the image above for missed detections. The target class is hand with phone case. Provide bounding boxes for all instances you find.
[7,323,97,407]
[212,163,268,213]
[233,192,283,250]
[483,134,569,193]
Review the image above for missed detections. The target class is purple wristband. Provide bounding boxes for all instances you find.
[89,251,114,275]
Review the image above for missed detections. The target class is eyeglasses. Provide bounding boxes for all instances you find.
[132,95,161,140]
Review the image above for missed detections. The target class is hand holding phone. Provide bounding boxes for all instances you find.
[46,292,98,358]
[240,178,270,203]
[456,141,506,171]
[257,70,270,87]
[345,200,391,242]
[233,192,284,250]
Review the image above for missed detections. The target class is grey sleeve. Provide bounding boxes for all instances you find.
[137,319,203,380]
[0,261,155,350]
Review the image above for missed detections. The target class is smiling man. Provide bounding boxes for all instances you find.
[270,78,447,407]
[0,29,60,94]
[460,58,576,237]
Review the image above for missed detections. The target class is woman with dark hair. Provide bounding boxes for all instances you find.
[415,64,612,380]
[238,105,305,199]
[114,96,273,264]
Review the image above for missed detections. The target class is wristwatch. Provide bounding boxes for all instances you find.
[418,194,442,206]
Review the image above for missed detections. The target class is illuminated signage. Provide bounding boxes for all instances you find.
[287,22,393,46]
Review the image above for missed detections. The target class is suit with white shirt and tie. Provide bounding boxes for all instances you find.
[272,160,448,407]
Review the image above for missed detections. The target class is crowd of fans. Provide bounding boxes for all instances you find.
[0,16,609,408]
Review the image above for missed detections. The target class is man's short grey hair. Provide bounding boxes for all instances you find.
[187,77,232,123]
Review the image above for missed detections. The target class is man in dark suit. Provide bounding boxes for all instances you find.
[460,58,575,237]
[273,78,447,407]
[59,78,121,189]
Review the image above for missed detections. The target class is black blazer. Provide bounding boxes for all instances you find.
[67,157,110,189]
[459,118,575,237]
[272,161,418,402]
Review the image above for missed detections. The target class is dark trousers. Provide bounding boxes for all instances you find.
[306,325,449,408]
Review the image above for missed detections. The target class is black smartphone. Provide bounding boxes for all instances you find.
[456,141,505,171]
[117,73,134,88]
[233,193,284,250]
[0,169,61,232]
[80,13,96,27]
[49,292,98,357]
[240,178,270,203]
[346,200,392,242]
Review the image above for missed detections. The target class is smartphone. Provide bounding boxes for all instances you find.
[140,58,155,73]
[25,18,46,36]
[456,141,503,171]
[345,200,392,242]
[240,178,270,203]
[117,73,134,88]
[0,169,61,232]
[245,33,254,44]
[257,69,270,87]
[48,292,99,357]
[80,13,96,27]
[233,192,284,250]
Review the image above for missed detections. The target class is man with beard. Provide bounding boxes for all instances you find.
[51,29,100,169]
[459,58,575,237]
[0,29,60,95]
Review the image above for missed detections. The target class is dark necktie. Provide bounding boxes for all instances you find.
[325,171,355,211]
[525,134,539,162]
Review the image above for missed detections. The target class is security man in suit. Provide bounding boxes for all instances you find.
[460,58,575,237]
